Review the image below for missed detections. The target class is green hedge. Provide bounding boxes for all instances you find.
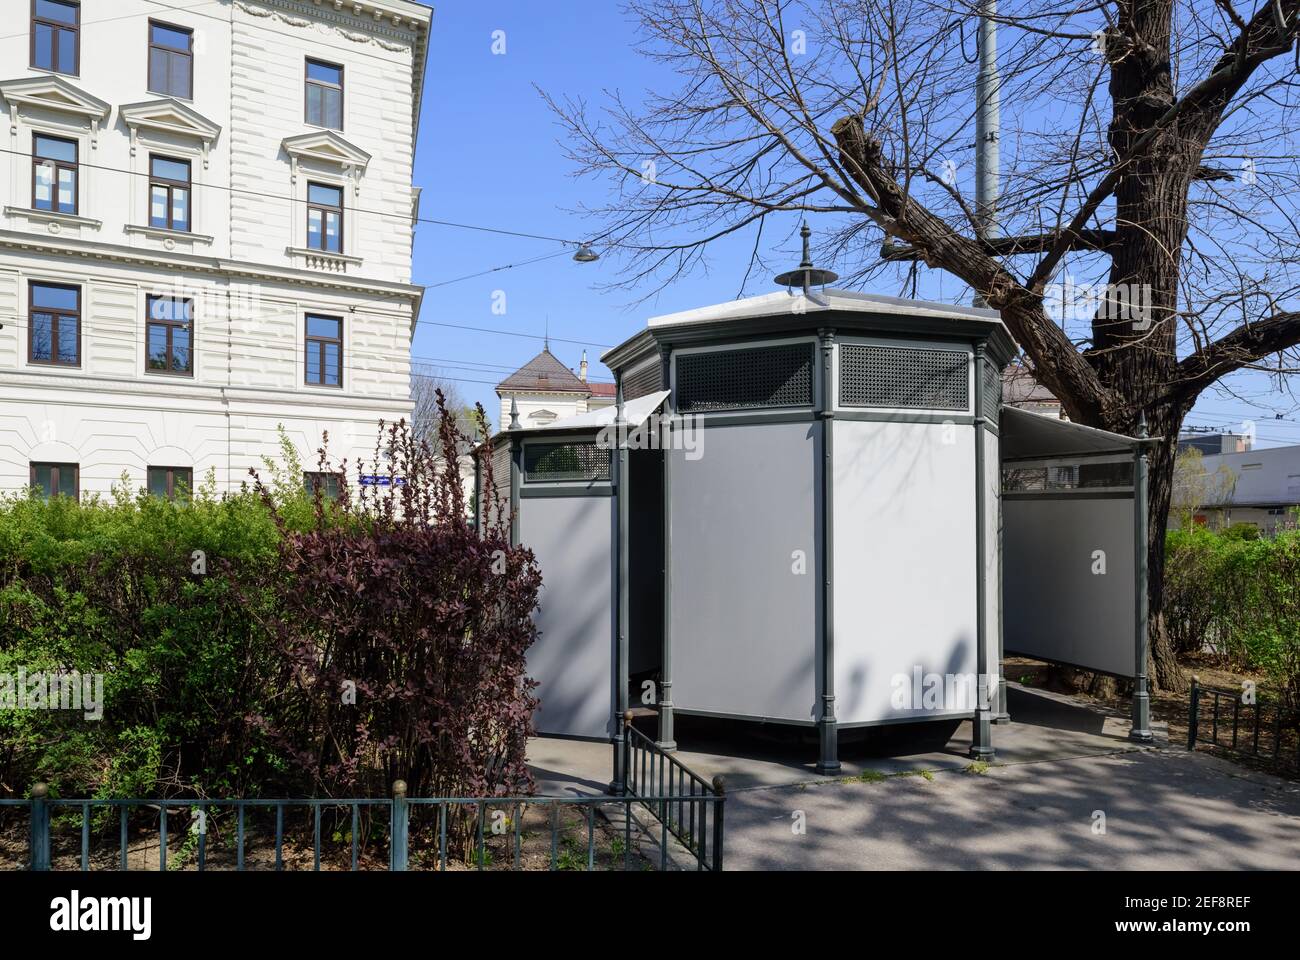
[0,473,293,799]
[1165,525,1300,708]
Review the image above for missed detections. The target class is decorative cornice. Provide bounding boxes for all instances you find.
[0,75,112,146]
[120,99,222,167]
[124,223,216,248]
[4,206,103,231]
[285,246,365,272]
[235,0,430,141]
[0,228,418,303]
[282,130,372,194]
[0,368,413,414]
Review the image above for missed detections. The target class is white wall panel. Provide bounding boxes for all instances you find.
[833,420,978,724]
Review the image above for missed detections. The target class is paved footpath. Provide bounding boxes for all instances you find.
[528,686,1300,870]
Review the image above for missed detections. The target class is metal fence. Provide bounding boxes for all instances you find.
[623,713,725,871]
[1187,677,1299,774]
[2,777,725,872]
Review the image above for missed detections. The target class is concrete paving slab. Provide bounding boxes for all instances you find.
[723,748,1300,870]
[529,685,1167,795]
[525,684,1300,870]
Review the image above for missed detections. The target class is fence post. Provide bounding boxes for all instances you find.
[391,780,409,872]
[620,710,635,797]
[711,775,725,873]
[30,782,50,872]
[1186,675,1199,751]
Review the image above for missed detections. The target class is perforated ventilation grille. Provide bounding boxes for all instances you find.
[524,442,610,482]
[982,361,1002,420]
[839,344,969,411]
[675,343,814,412]
[623,360,663,401]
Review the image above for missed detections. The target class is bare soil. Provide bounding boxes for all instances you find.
[1006,654,1298,779]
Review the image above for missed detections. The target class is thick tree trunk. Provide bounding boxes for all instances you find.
[1137,403,1191,693]
[1081,1,1192,694]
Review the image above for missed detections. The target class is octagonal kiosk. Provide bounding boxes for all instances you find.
[601,274,1017,772]
[487,259,1151,774]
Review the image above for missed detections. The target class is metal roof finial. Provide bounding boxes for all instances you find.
[509,397,520,430]
[775,222,839,295]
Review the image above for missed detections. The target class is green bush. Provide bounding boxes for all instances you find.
[1165,525,1300,707]
[0,474,291,799]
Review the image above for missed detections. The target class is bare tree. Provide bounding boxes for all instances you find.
[411,366,483,445]
[547,0,1300,690]
[1171,445,1237,525]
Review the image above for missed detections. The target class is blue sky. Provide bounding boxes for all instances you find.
[411,2,1300,449]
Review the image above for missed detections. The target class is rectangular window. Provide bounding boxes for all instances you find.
[32,134,78,214]
[306,183,343,253]
[305,59,343,129]
[303,471,342,501]
[145,295,194,375]
[30,461,78,500]
[31,0,79,75]
[304,314,342,387]
[149,155,191,231]
[29,281,80,366]
[148,21,193,99]
[147,465,192,500]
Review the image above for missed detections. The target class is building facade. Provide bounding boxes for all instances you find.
[1186,445,1300,534]
[495,347,614,429]
[0,0,430,499]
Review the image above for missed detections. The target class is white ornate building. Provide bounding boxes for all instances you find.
[0,0,430,499]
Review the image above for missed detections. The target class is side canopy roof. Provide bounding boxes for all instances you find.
[1000,406,1140,461]
[489,391,670,446]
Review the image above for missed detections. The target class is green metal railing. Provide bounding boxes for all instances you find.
[622,713,725,871]
[3,778,725,872]
[1187,677,1299,773]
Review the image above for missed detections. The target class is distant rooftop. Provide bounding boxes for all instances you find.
[496,348,590,395]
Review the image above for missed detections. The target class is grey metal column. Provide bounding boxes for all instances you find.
[970,344,995,760]
[1129,415,1154,743]
[992,389,1010,724]
[508,399,521,548]
[610,378,631,792]
[816,328,840,774]
[657,346,677,750]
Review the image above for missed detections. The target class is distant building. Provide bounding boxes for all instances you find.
[495,347,614,428]
[1186,445,1300,534]
[1001,362,1065,418]
[1177,432,1253,456]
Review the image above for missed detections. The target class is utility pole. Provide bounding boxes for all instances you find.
[974,0,1000,301]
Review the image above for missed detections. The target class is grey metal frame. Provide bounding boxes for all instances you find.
[815,327,839,773]
[970,344,994,760]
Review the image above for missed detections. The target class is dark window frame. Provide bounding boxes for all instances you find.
[147,19,195,100]
[304,313,343,388]
[145,294,195,377]
[303,470,343,501]
[306,181,344,253]
[30,461,79,501]
[304,57,344,130]
[30,0,80,76]
[147,465,192,500]
[27,280,81,367]
[32,132,78,215]
[148,153,192,232]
